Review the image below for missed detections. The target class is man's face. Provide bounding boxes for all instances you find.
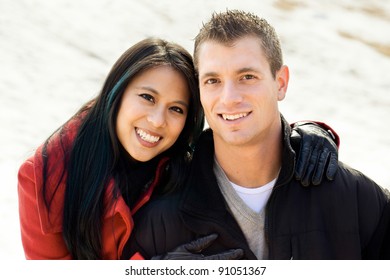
[197,36,288,148]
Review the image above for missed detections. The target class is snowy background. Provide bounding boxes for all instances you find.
[1,0,389,260]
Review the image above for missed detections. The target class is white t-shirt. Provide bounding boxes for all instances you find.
[230,179,276,213]
[214,157,279,259]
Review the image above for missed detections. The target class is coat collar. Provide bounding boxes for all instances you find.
[35,111,170,234]
[178,115,296,259]
[179,127,226,218]
[181,114,296,215]
[179,132,255,257]
[276,115,296,188]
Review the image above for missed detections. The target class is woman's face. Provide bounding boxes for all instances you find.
[116,66,190,162]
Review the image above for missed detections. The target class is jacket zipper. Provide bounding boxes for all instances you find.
[265,171,294,259]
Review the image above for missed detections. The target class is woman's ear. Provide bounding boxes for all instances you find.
[276,65,289,101]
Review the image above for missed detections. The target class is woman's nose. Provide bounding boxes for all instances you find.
[147,108,166,128]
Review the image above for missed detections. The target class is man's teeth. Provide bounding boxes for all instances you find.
[222,113,248,121]
[136,129,160,143]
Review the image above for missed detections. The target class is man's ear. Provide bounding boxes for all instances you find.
[276,65,289,101]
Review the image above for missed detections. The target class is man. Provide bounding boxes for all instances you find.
[127,10,390,259]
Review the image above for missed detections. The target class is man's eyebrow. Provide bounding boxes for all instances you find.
[200,67,263,79]
[236,67,262,74]
[199,72,218,80]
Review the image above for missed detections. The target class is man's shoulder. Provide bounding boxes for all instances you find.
[332,161,389,201]
[285,161,388,202]
[337,162,383,187]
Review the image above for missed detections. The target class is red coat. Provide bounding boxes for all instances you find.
[17,116,168,259]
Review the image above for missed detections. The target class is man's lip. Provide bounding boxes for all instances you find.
[219,112,251,121]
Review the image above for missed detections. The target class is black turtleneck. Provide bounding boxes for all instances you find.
[116,147,161,208]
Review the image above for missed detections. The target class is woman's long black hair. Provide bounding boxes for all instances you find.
[41,38,204,259]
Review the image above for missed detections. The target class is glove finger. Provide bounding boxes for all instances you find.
[294,137,312,180]
[301,163,313,186]
[312,149,329,185]
[289,129,302,151]
[184,234,218,253]
[326,152,338,180]
[301,145,322,187]
[204,249,244,260]
[303,136,326,186]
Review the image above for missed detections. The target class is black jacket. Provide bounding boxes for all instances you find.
[127,117,390,260]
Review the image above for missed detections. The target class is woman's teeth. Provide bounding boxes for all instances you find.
[136,128,160,143]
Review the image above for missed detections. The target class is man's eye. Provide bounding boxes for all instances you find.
[139,93,154,103]
[205,78,218,84]
[170,106,184,114]
[242,74,255,80]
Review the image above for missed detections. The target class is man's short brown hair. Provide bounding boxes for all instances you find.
[194,9,283,78]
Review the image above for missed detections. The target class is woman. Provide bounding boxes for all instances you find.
[17,37,338,260]
[18,38,204,260]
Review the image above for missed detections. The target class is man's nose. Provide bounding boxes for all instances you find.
[220,81,243,105]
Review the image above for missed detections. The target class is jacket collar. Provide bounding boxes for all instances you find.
[180,114,296,217]
[36,110,170,234]
[276,115,296,188]
[178,115,296,259]
[180,128,226,218]
[179,131,255,258]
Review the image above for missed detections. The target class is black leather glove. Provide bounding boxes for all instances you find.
[290,122,338,186]
[151,234,243,260]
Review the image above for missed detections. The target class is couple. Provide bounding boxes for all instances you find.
[18,10,389,260]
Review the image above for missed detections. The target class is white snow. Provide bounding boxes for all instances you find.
[1,0,389,260]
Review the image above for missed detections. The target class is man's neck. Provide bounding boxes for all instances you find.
[214,125,282,188]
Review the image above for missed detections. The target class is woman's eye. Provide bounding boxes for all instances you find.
[139,93,154,103]
[170,106,184,114]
